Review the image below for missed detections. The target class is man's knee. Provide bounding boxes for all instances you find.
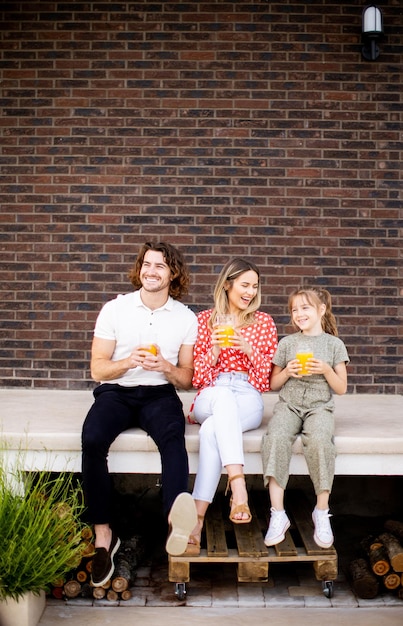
[82,419,112,456]
[157,416,185,447]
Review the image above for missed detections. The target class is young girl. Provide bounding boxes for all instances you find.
[186,258,278,554]
[261,286,349,549]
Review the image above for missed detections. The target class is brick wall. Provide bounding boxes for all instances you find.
[1,0,402,393]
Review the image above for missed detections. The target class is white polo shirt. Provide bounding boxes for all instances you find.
[94,290,198,387]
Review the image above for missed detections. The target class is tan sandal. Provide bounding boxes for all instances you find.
[184,514,204,556]
[226,474,252,525]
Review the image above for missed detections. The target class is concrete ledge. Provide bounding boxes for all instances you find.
[1,389,402,476]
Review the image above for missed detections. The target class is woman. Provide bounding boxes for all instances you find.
[187,258,278,554]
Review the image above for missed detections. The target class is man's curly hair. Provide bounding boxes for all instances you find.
[128,241,190,300]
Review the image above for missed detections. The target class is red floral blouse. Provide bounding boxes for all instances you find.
[192,308,278,394]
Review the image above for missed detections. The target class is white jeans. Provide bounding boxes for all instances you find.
[192,372,264,503]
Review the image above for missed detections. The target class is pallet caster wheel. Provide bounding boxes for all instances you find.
[322,580,334,598]
[175,582,186,600]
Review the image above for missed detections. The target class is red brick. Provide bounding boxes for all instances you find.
[0,0,401,392]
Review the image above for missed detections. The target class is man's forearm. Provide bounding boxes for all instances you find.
[91,357,130,382]
[163,363,194,390]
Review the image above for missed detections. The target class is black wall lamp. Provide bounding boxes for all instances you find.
[362,5,384,61]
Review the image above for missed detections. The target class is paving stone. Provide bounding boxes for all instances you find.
[237,584,266,607]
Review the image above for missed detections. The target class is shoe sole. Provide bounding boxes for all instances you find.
[91,535,121,587]
[166,492,198,556]
[264,519,291,547]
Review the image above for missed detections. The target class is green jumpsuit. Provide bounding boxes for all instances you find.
[261,332,349,495]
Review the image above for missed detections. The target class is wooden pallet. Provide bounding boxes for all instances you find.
[168,490,337,587]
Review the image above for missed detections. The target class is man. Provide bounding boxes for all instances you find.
[82,241,198,587]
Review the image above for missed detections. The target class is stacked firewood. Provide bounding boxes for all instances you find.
[349,519,403,599]
[49,525,95,599]
[49,527,145,602]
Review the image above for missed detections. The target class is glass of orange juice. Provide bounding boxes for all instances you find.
[216,314,235,348]
[295,349,313,376]
[139,330,158,355]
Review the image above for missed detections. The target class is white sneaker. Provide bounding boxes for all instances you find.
[312,507,334,548]
[264,507,290,547]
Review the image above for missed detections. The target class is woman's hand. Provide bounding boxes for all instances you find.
[211,325,223,347]
[230,330,252,357]
[210,326,223,361]
[210,326,252,361]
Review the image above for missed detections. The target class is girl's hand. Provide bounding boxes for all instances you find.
[305,358,330,376]
[286,358,307,378]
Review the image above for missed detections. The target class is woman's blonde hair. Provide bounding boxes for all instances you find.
[288,286,338,336]
[209,258,261,329]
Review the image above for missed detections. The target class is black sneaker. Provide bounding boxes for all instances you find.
[91,532,121,587]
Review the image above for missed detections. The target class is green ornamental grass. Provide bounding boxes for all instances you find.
[0,458,85,602]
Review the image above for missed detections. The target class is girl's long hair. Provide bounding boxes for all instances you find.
[209,258,261,329]
[288,286,338,336]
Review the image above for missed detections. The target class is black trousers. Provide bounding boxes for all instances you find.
[81,383,189,522]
